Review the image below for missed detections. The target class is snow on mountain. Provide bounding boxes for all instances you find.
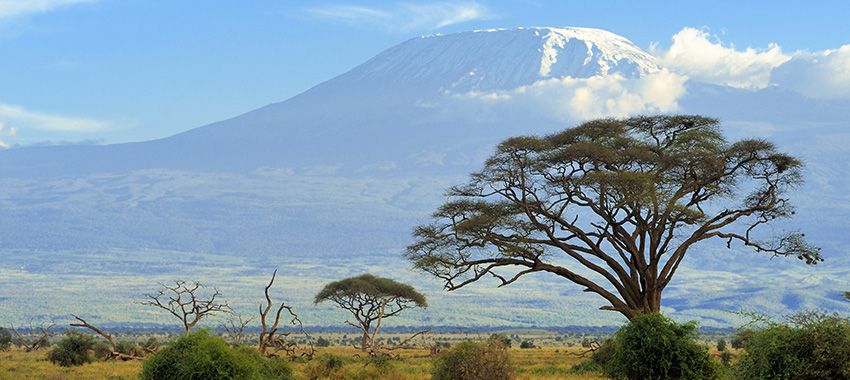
[340,27,660,93]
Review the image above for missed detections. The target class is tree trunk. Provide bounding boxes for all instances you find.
[361,322,371,350]
[619,291,662,319]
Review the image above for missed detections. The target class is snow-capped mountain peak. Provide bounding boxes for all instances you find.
[343,26,660,92]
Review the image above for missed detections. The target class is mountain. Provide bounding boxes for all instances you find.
[0,27,660,178]
[1,27,849,327]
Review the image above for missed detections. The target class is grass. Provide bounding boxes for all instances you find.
[0,346,605,380]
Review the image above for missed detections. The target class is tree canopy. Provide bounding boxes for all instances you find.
[314,274,427,308]
[407,115,820,319]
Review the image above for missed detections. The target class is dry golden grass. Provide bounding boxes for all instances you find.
[0,345,604,380]
[0,349,139,380]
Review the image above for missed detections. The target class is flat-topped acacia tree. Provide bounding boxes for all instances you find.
[315,274,427,352]
[407,115,821,319]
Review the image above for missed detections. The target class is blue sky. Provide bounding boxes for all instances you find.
[1,0,849,146]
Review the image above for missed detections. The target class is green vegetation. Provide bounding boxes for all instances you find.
[734,312,850,379]
[0,327,11,351]
[432,335,514,380]
[48,331,98,367]
[140,330,293,380]
[597,313,718,380]
[716,338,727,352]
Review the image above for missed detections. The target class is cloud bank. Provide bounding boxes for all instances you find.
[454,69,688,121]
[652,27,790,89]
[652,27,850,100]
[770,45,850,100]
[0,103,107,147]
[306,2,491,32]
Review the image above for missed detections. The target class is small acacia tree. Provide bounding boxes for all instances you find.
[407,115,820,319]
[315,274,428,353]
[141,280,230,334]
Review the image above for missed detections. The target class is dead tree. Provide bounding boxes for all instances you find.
[11,320,54,352]
[141,280,230,334]
[314,273,429,355]
[70,315,143,360]
[222,313,253,346]
[257,269,315,360]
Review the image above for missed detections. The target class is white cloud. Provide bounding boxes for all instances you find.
[770,45,850,100]
[0,120,17,148]
[306,2,491,31]
[0,103,107,147]
[652,27,790,89]
[454,70,688,121]
[0,0,95,19]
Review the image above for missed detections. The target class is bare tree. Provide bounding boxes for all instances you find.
[257,269,315,360]
[141,280,230,334]
[408,115,821,319]
[222,313,253,346]
[314,273,428,355]
[70,314,143,360]
[11,320,54,352]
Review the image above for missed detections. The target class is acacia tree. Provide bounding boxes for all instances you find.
[141,280,230,334]
[315,274,428,353]
[407,115,820,319]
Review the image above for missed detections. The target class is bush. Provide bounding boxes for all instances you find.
[315,336,331,347]
[0,327,12,351]
[519,340,535,349]
[92,341,113,360]
[140,330,293,380]
[48,331,97,367]
[716,338,727,352]
[432,336,514,380]
[602,313,718,380]
[734,312,850,379]
[234,345,295,379]
[305,354,350,379]
[489,333,512,348]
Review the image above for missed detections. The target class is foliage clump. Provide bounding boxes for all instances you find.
[139,330,293,380]
[304,353,350,379]
[48,330,97,367]
[0,327,11,351]
[432,335,514,380]
[734,312,850,379]
[598,313,718,380]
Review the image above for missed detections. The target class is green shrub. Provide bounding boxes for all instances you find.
[234,345,295,379]
[720,351,733,366]
[602,313,718,380]
[48,331,97,367]
[432,336,514,380]
[305,354,350,379]
[113,340,147,357]
[92,341,113,360]
[0,327,12,351]
[140,330,293,380]
[519,340,535,349]
[716,338,727,352]
[734,312,850,380]
[489,333,512,348]
[143,336,159,352]
[569,337,616,375]
[315,336,331,347]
